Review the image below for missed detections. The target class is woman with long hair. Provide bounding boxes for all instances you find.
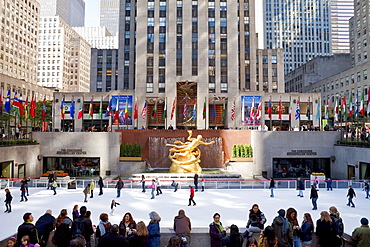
[245,204,266,237]
[258,226,277,247]
[119,212,137,237]
[53,209,72,247]
[299,213,314,247]
[72,205,79,221]
[316,211,337,247]
[286,207,301,247]
[329,206,343,246]
[127,221,148,247]
[147,211,161,247]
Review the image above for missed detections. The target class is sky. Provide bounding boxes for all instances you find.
[85,0,100,27]
[1,187,368,242]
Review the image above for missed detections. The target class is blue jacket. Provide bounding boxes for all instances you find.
[147,222,160,247]
[299,221,313,241]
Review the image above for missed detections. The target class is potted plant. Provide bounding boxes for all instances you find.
[119,143,142,161]
[231,144,253,161]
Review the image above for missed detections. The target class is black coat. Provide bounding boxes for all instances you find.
[316,220,336,247]
[310,187,318,199]
[116,180,124,189]
[35,213,55,238]
[97,233,129,247]
[297,180,305,190]
[127,233,148,247]
[17,222,38,244]
[347,188,356,198]
[5,192,12,202]
[71,215,94,243]
[269,179,275,189]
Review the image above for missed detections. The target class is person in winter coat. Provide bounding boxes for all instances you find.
[364,182,370,198]
[221,224,243,247]
[286,207,301,247]
[90,179,95,198]
[20,180,28,202]
[71,206,94,246]
[352,217,370,247]
[298,213,314,247]
[297,177,305,197]
[127,221,148,247]
[347,185,356,207]
[155,178,162,195]
[148,179,156,199]
[269,178,275,197]
[115,177,124,198]
[325,178,333,191]
[35,209,55,246]
[194,174,199,192]
[110,199,120,216]
[316,211,338,247]
[309,185,318,210]
[174,209,191,246]
[141,175,146,193]
[72,205,79,221]
[4,188,12,213]
[53,209,73,247]
[188,185,196,206]
[329,206,344,247]
[17,213,39,245]
[271,209,292,247]
[98,177,104,196]
[83,184,90,203]
[95,213,112,241]
[244,204,266,237]
[257,226,278,247]
[147,211,161,247]
[97,224,129,247]
[51,179,57,195]
[209,213,227,247]
[171,180,179,192]
[119,212,137,237]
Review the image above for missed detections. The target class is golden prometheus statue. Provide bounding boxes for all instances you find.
[166,130,215,173]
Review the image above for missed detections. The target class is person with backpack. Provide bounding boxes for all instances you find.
[298,213,314,247]
[95,213,112,242]
[53,209,73,247]
[329,206,344,247]
[272,209,292,247]
[115,177,124,198]
[71,206,94,247]
[316,211,338,247]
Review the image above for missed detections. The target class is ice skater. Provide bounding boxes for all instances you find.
[155,178,162,195]
[314,176,320,190]
[325,178,333,191]
[20,179,28,202]
[148,179,156,199]
[297,177,304,197]
[110,199,120,216]
[188,185,196,206]
[347,184,356,207]
[90,179,95,198]
[141,175,146,193]
[83,184,90,203]
[4,188,12,213]
[171,180,178,192]
[115,177,124,198]
[310,185,318,210]
[200,178,205,192]
[51,179,57,195]
[269,177,275,197]
[98,176,104,195]
[194,173,199,191]
[363,182,369,198]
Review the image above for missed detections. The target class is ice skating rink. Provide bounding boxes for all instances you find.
[1,187,367,240]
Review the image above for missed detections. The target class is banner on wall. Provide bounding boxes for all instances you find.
[112,95,133,125]
[241,96,262,126]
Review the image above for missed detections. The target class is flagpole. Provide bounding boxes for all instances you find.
[165,97,167,129]
[233,96,236,129]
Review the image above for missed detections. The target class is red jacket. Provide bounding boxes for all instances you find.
[190,187,194,197]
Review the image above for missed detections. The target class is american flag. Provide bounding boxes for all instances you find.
[183,98,187,119]
[141,102,147,119]
[231,101,235,121]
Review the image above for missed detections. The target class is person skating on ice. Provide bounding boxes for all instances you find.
[148,179,156,199]
[110,199,120,216]
[347,184,356,207]
[188,185,196,206]
[98,176,104,196]
[155,178,162,195]
[141,175,146,193]
[171,180,178,192]
[90,179,95,198]
[4,188,12,213]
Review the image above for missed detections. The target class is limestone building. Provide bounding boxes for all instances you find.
[73,27,118,49]
[100,0,120,36]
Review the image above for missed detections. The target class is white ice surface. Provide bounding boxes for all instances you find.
[1,187,368,240]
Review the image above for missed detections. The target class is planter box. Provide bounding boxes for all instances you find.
[119,157,142,161]
[230,157,253,162]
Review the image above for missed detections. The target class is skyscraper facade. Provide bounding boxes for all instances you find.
[38,0,85,27]
[264,0,332,74]
[100,0,120,35]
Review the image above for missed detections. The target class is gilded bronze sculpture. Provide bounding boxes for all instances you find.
[166,130,215,173]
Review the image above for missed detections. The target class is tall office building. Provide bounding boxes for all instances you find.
[264,0,332,74]
[100,0,120,36]
[38,0,85,27]
[73,27,118,49]
[331,0,354,54]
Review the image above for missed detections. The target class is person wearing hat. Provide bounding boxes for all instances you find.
[352,217,370,247]
[272,209,293,247]
[97,224,129,247]
[188,185,196,206]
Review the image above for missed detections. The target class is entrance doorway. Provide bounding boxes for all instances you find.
[43,157,100,177]
[348,165,355,180]
[18,164,25,178]
[272,158,330,179]
[1,161,13,178]
[359,162,370,179]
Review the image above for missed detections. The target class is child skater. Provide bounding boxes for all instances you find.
[4,188,12,213]
[110,199,120,216]
[19,235,40,247]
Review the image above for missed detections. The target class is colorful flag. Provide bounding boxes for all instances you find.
[24,96,29,119]
[141,102,147,119]
[278,98,282,120]
[163,99,167,119]
[151,101,157,119]
[193,99,197,120]
[19,94,24,116]
[30,96,36,118]
[267,97,272,120]
[59,97,66,119]
[315,99,320,121]
[124,97,129,120]
[255,98,262,120]
[349,93,353,117]
[360,90,365,116]
[231,100,236,121]
[12,92,22,115]
[241,97,245,122]
[306,100,310,121]
[133,98,138,120]
[288,97,292,121]
[183,98,187,119]
[202,99,206,120]
[355,92,359,117]
[325,99,329,119]
[342,96,347,119]
[295,98,300,120]
[367,89,370,116]
[41,98,47,120]
[88,97,93,119]
[249,97,255,121]
[5,90,11,113]
[78,101,83,119]
[0,90,3,116]
[105,97,113,117]
[212,99,216,120]
[98,97,103,119]
[113,97,120,122]
[70,98,75,119]
[334,97,338,122]
[170,98,176,120]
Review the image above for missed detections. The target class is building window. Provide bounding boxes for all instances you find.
[364,70,368,80]
[357,72,361,82]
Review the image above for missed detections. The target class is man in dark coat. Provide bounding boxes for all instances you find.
[47,172,55,189]
[352,217,370,247]
[115,177,124,198]
[174,209,191,246]
[297,177,305,197]
[97,224,129,247]
[71,206,94,246]
[35,209,55,246]
[193,174,199,191]
[310,185,319,210]
[271,209,293,247]
[17,212,39,244]
[347,184,356,207]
